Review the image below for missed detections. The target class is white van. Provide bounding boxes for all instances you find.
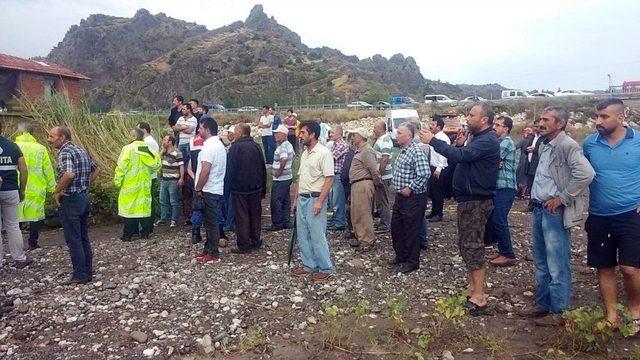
[386,108,421,146]
[424,94,456,104]
[501,90,532,99]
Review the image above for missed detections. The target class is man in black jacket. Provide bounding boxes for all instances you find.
[525,119,543,197]
[226,123,267,253]
[420,103,500,316]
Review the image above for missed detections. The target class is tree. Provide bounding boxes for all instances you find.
[364,84,390,104]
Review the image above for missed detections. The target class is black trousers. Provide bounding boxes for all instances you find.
[233,191,263,250]
[27,220,43,247]
[270,180,291,228]
[428,171,445,217]
[123,217,151,239]
[202,192,220,257]
[141,178,158,233]
[391,192,428,268]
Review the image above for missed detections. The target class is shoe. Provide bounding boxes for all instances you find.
[219,238,229,248]
[292,268,310,277]
[534,314,564,327]
[250,242,263,251]
[349,238,361,247]
[397,263,418,274]
[312,272,331,282]
[230,247,251,254]
[425,213,436,219]
[185,220,192,226]
[519,306,549,318]
[27,244,41,251]
[155,220,168,226]
[464,299,488,316]
[374,226,389,234]
[490,255,517,267]
[219,225,228,240]
[140,234,150,240]
[197,255,222,264]
[170,221,177,228]
[266,225,283,231]
[485,252,500,260]
[61,277,89,286]
[14,258,33,269]
[194,252,207,259]
[356,244,374,253]
[191,230,202,244]
[428,216,443,222]
[387,258,401,267]
[420,245,428,251]
[328,226,346,231]
[120,237,133,242]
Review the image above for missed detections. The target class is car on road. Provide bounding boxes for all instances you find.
[424,94,457,104]
[390,96,418,106]
[554,89,594,97]
[529,92,554,98]
[373,101,390,109]
[207,103,226,112]
[386,108,421,146]
[461,95,487,102]
[347,101,373,109]
[237,106,260,113]
[501,90,532,99]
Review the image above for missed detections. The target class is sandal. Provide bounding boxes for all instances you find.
[464,299,488,317]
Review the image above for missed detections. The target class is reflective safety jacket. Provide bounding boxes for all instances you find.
[114,140,161,218]
[15,132,56,221]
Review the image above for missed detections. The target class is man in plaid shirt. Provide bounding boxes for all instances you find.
[328,126,349,230]
[389,122,430,274]
[485,116,518,267]
[48,126,99,285]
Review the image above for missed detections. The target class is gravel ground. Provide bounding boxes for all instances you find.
[1,199,637,360]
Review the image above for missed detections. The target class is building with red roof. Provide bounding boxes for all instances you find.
[0,53,91,111]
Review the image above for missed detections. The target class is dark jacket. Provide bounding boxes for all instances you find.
[226,137,267,196]
[340,147,356,199]
[525,134,543,176]
[168,106,180,127]
[430,127,500,202]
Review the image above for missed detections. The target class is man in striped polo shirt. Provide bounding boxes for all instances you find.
[158,135,184,227]
[268,125,295,231]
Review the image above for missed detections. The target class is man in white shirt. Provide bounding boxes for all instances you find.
[426,116,451,222]
[258,105,275,164]
[194,117,227,264]
[137,121,161,234]
[173,104,197,162]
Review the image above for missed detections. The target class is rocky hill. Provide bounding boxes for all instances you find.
[46,5,501,111]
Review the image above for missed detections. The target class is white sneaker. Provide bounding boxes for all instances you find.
[170,221,177,228]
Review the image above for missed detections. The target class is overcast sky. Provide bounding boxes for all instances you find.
[1,0,638,90]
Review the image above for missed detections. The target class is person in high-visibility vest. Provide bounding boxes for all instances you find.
[115,128,161,241]
[15,123,56,250]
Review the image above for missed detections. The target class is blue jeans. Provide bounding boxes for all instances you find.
[487,188,516,258]
[160,179,180,222]
[191,210,202,230]
[59,193,92,282]
[328,179,347,228]
[532,206,571,313]
[261,136,275,164]
[419,214,429,248]
[296,196,333,273]
[225,190,235,231]
[179,143,190,164]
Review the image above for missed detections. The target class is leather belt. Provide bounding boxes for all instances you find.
[351,178,373,184]
[299,192,320,198]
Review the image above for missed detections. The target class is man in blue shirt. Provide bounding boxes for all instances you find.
[583,98,640,328]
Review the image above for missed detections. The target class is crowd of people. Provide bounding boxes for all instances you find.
[0,96,638,328]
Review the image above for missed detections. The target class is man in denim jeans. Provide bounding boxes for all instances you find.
[158,135,184,227]
[194,118,227,264]
[48,126,99,285]
[292,121,335,282]
[525,106,594,319]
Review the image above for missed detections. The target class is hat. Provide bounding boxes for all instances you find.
[350,128,369,138]
[273,124,288,134]
[227,125,235,134]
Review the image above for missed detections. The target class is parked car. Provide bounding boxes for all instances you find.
[207,103,226,112]
[424,94,457,104]
[386,108,421,146]
[529,92,554,98]
[237,106,259,113]
[347,101,373,109]
[373,101,390,109]
[501,90,532,99]
[554,89,594,97]
[461,95,487,102]
[390,96,417,106]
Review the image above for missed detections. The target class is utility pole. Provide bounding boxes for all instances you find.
[607,74,612,95]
